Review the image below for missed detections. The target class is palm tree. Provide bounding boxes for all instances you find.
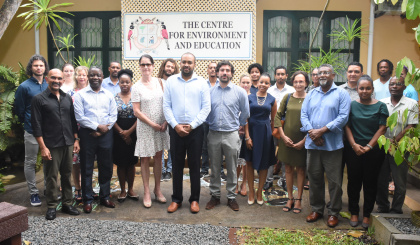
[17,0,73,63]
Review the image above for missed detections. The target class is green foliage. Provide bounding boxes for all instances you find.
[74,55,97,69]
[406,0,420,20]
[293,48,346,75]
[328,17,367,62]
[238,227,365,245]
[0,172,4,193]
[56,34,78,58]
[0,64,26,151]
[17,0,74,63]
[367,226,375,237]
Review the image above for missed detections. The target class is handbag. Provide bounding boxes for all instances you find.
[280,93,292,127]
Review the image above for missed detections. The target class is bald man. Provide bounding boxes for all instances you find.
[31,69,80,220]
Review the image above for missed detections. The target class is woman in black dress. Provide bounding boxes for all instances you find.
[113,69,139,202]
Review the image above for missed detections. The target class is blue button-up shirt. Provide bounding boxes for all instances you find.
[163,73,211,129]
[300,83,351,151]
[101,77,120,96]
[207,78,219,88]
[207,82,249,131]
[73,85,118,130]
[14,77,48,134]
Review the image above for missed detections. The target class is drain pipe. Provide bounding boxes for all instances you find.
[367,0,375,76]
[34,5,39,54]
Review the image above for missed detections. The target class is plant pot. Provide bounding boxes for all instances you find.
[411,210,420,228]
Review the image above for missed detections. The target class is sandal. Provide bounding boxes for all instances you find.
[74,189,82,203]
[283,198,294,212]
[304,182,310,190]
[292,198,302,214]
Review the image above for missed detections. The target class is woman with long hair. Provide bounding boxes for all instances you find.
[61,63,75,93]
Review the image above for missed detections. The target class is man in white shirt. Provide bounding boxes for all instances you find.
[264,66,295,190]
[373,59,393,100]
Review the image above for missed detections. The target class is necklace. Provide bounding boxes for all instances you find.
[257,95,267,106]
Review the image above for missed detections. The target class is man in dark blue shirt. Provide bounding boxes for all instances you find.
[14,54,49,207]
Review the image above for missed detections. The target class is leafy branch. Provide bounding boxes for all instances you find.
[17,0,74,63]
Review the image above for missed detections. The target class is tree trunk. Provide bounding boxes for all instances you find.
[0,0,23,40]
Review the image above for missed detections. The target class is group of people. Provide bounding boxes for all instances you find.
[15,53,418,229]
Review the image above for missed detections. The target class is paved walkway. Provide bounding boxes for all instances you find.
[0,165,416,230]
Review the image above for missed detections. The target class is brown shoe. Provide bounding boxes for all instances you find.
[83,203,92,213]
[227,199,239,211]
[100,199,115,208]
[167,202,182,213]
[327,215,339,228]
[206,196,220,210]
[306,212,322,222]
[190,201,200,213]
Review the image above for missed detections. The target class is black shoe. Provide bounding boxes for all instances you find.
[45,208,56,220]
[161,172,165,182]
[163,172,172,181]
[263,181,273,191]
[221,171,227,181]
[62,205,80,215]
[200,171,209,179]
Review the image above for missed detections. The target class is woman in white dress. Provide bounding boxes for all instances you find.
[60,63,75,93]
[132,54,169,208]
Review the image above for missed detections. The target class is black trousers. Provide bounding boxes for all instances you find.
[79,127,113,204]
[345,144,385,218]
[169,125,204,204]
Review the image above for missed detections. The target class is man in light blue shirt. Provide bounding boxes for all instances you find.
[205,61,249,211]
[74,67,118,213]
[101,61,121,96]
[163,53,211,214]
[301,64,351,228]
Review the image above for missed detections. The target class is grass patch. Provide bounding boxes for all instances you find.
[236,227,378,244]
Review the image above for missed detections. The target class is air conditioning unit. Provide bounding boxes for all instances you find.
[374,0,403,18]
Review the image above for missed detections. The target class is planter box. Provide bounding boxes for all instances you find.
[371,212,420,245]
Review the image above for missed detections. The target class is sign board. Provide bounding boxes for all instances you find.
[123,12,252,60]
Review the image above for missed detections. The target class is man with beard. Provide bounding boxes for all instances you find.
[264,66,295,190]
[373,59,393,100]
[163,53,210,214]
[376,77,418,214]
[102,61,122,96]
[74,67,118,213]
[31,69,80,220]
[301,64,351,228]
[339,62,366,101]
[205,61,249,211]
[200,62,226,180]
[247,63,263,94]
[158,58,180,181]
[14,54,49,206]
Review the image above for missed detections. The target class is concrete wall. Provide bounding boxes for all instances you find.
[1,0,419,81]
[0,0,121,69]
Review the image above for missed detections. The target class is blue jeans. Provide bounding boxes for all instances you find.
[162,151,172,173]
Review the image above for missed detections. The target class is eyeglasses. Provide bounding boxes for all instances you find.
[140,63,152,67]
[311,73,318,77]
[389,82,405,87]
[317,71,333,76]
